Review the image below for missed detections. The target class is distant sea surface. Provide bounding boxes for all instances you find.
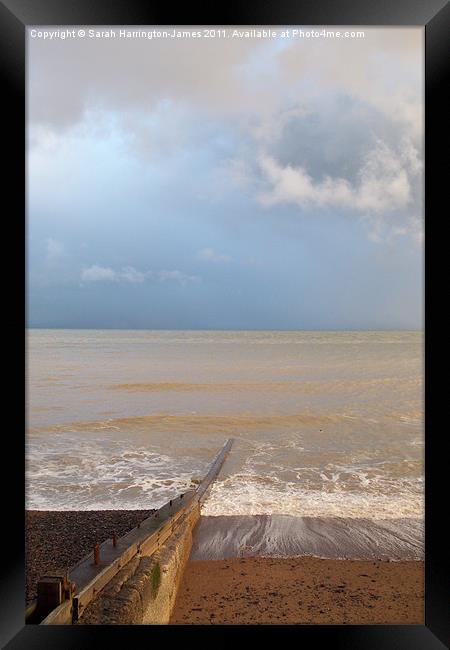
[26,329,423,557]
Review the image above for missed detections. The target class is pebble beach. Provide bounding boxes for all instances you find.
[25,510,154,604]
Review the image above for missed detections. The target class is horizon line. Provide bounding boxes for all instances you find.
[25,326,424,332]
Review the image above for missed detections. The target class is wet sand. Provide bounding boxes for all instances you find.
[191,515,424,561]
[25,510,154,604]
[26,510,425,624]
[170,556,424,625]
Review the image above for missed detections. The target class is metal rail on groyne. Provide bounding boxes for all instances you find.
[29,439,233,625]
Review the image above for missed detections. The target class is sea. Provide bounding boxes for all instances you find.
[26,329,424,560]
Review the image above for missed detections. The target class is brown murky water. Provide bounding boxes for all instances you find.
[26,330,423,527]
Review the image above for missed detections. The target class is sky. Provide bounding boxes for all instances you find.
[27,27,424,330]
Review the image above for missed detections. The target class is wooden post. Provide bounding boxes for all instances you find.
[37,576,63,619]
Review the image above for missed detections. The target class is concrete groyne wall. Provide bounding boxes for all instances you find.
[36,442,233,625]
[78,504,200,625]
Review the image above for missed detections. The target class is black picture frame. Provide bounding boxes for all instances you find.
[2,0,448,647]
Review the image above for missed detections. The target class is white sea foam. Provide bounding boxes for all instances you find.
[26,437,209,510]
[202,475,424,519]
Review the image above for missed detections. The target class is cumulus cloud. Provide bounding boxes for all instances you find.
[258,140,413,214]
[157,270,200,285]
[219,94,421,245]
[198,248,232,263]
[81,265,118,282]
[118,266,146,283]
[81,265,199,286]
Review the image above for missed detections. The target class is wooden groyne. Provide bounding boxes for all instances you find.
[28,439,233,625]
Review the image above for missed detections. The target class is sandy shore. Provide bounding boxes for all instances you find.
[170,556,424,625]
[26,511,424,624]
[25,510,154,604]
